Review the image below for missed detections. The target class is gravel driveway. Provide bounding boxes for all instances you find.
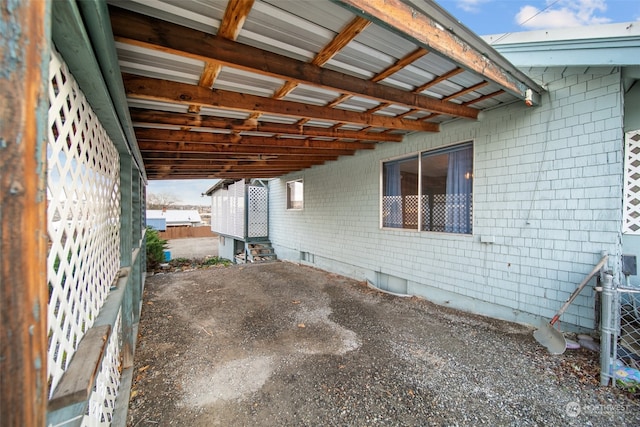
[166,236,219,260]
[128,262,640,426]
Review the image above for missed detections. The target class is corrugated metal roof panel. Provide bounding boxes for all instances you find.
[239,1,334,60]
[413,53,458,77]
[105,0,541,179]
[116,42,203,84]
[402,111,431,120]
[283,84,341,105]
[337,96,380,112]
[304,120,337,128]
[332,41,398,76]
[385,65,438,89]
[214,68,283,97]
[111,0,223,33]
[262,0,354,33]
[127,99,189,113]
[353,23,418,61]
[199,108,251,119]
[257,114,302,124]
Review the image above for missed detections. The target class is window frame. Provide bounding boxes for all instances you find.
[286,179,304,211]
[380,141,474,234]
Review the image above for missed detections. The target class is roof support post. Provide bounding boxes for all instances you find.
[0,0,51,425]
[120,155,135,369]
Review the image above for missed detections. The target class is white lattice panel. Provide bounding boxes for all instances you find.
[420,195,430,231]
[404,195,419,228]
[83,310,122,427]
[47,48,121,397]
[432,194,447,232]
[247,185,268,238]
[624,130,640,234]
[232,180,245,238]
[382,195,403,228]
[210,181,246,239]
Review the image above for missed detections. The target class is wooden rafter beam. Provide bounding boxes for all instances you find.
[463,89,505,106]
[123,73,440,132]
[313,16,370,67]
[142,152,340,162]
[135,129,376,150]
[130,108,403,142]
[138,140,357,156]
[337,0,538,101]
[414,68,464,94]
[218,0,254,40]
[109,6,477,119]
[324,47,429,129]
[147,164,312,174]
[190,0,254,113]
[442,81,489,102]
[150,172,285,179]
[372,47,429,83]
[274,16,370,100]
[144,159,326,167]
[147,165,312,173]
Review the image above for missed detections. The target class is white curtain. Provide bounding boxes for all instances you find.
[445,147,473,233]
[383,161,402,228]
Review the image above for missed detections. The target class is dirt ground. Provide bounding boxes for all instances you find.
[128,262,640,426]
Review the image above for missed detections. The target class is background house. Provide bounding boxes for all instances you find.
[146,209,203,229]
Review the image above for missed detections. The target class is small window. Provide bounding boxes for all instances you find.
[382,142,473,234]
[286,179,304,210]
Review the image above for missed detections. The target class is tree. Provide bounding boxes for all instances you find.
[147,192,181,209]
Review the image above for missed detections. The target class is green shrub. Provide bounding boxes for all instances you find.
[202,256,232,266]
[146,227,168,270]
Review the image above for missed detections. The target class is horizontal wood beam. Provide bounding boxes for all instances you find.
[130,109,403,142]
[148,166,307,173]
[135,129,375,150]
[372,47,428,83]
[109,5,476,120]
[123,74,439,132]
[312,16,370,67]
[442,81,489,102]
[48,325,111,411]
[141,151,339,162]
[138,140,356,156]
[144,159,325,168]
[150,169,301,180]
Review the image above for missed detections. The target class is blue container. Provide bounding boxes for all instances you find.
[163,250,171,261]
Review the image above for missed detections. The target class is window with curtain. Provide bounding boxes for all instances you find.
[381,142,473,234]
[286,179,304,210]
[382,156,419,229]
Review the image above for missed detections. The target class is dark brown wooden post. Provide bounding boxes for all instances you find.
[0,1,50,426]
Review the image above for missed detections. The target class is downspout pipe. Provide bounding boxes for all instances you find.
[600,272,615,386]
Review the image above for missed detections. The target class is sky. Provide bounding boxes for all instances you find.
[436,0,639,35]
[147,0,639,206]
[148,179,218,206]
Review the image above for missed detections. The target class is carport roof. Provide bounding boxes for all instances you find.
[81,1,545,180]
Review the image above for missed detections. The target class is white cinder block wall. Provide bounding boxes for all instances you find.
[269,67,624,330]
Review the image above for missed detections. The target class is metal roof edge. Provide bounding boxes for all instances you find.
[482,22,640,68]
[483,22,640,46]
[490,41,640,68]
[204,179,238,196]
